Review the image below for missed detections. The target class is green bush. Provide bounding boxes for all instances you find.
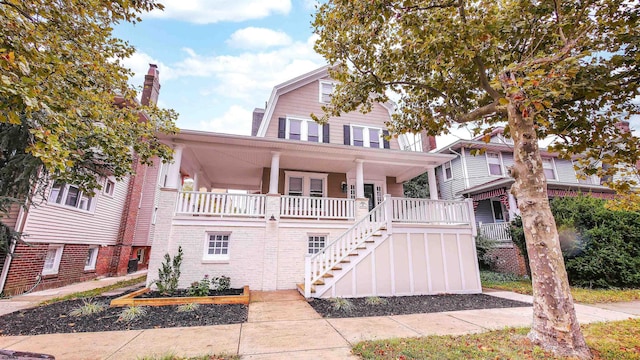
[475,231,497,270]
[187,275,211,297]
[511,196,640,288]
[154,246,183,296]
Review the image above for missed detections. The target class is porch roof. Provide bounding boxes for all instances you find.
[459,177,615,197]
[163,129,455,191]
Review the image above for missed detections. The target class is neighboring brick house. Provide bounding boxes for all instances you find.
[0,65,162,296]
[433,127,619,275]
[147,66,483,299]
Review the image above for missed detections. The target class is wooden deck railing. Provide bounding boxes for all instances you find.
[479,222,512,243]
[175,192,266,217]
[280,196,355,220]
[391,198,474,224]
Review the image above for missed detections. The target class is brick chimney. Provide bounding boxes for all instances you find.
[141,64,160,106]
[420,130,437,152]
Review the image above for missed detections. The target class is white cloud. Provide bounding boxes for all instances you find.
[147,0,291,24]
[227,27,292,49]
[120,51,175,86]
[199,105,253,135]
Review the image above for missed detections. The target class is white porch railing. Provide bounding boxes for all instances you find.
[391,198,473,224]
[304,199,388,297]
[175,191,266,217]
[479,222,512,243]
[280,196,355,220]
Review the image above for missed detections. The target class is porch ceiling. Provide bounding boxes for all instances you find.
[162,129,456,190]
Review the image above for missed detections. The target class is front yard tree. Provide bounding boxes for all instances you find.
[0,1,178,248]
[313,0,639,358]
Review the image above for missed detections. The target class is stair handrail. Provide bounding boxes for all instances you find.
[304,199,389,297]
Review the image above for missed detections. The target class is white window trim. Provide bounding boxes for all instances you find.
[308,233,328,254]
[42,245,64,276]
[491,199,506,223]
[284,171,328,197]
[136,248,145,264]
[485,152,504,176]
[350,125,383,148]
[203,232,231,262]
[103,178,116,197]
[542,157,558,181]
[318,80,336,103]
[443,161,453,181]
[84,246,98,271]
[346,178,386,204]
[48,182,97,213]
[285,116,323,143]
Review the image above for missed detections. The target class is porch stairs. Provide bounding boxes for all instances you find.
[298,200,390,298]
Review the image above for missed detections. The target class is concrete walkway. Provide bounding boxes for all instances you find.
[0,280,638,359]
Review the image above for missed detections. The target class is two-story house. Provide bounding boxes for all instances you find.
[146,66,484,298]
[0,65,162,296]
[434,127,616,274]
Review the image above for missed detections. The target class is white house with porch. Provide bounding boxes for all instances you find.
[146,66,482,298]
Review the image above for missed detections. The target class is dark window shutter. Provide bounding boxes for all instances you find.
[323,124,330,143]
[343,125,351,145]
[383,130,390,149]
[277,118,286,139]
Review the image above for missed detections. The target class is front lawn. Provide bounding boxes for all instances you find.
[481,271,640,304]
[352,318,640,359]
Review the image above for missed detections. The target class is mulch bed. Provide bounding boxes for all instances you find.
[308,294,531,318]
[138,288,243,298]
[0,293,247,336]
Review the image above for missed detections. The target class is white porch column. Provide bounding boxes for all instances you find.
[192,171,200,192]
[508,192,520,220]
[427,167,438,200]
[166,144,184,190]
[269,152,280,194]
[355,159,364,199]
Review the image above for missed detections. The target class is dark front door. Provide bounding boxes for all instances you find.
[364,184,375,211]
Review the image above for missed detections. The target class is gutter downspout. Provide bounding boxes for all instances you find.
[448,146,471,189]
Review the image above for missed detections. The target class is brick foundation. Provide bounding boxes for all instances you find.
[1,243,114,296]
[486,245,528,276]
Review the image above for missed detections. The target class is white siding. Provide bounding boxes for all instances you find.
[20,177,131,246]
[554,158,579,183]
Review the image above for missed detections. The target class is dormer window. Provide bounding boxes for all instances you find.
[319,81,335,103]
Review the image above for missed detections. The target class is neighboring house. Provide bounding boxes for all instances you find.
[147,66,482,298]
[0,65,162,295]
[434,127,616,274]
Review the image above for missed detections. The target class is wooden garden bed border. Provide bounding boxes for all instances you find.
[110,285,250,307]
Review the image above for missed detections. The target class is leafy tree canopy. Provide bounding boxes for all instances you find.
[0,0,178,218]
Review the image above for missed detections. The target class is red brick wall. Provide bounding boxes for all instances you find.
[131,246,150,271]
[486,246,528,276]
[2,243,114,296]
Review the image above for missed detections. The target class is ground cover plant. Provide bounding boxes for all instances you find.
[481,271,640,304]
[352,318,640,360]
[310,294,530,318]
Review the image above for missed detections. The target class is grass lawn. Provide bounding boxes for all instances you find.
[352,318,640,359]
[40,275,146,305]
[480,272,640,304]
[137,354,239,360]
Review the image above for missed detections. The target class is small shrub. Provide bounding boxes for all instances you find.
[330,297,354,312]
[154,246,183,296]
[214,275,231,291]
[118,306,147,322]
[364,296,387,306]
[69,299,106,317]
[475,231,497,270]
[177,303,200,313]
[480,270,528,283]
[187,275,211,297]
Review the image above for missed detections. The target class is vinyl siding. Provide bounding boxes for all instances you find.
[263,77,400,150]
[0,203,21,231]
[133,159,161,247]
[552,158,579,183]
[436,157,466,200]
[465,149,498,188]
[20,177,131,246]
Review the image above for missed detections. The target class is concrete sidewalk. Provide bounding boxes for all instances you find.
[1,287,638,360]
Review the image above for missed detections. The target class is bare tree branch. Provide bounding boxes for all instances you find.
[456,101,503,123]
[473,56,502,100]
[0,1,35,22]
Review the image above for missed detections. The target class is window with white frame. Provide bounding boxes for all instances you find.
[286,117,323,142]
[350,125,382,148]
[486,152,503,176]
[103,178,115,197]
[443,161,453,181]
[285,171,328,197]
[308,235,327,254]
[49,182,94,211]
[542,158,557,180]
[319,81,335,103]
[204,233,230,261]
[136,248,145,263]
[84,246,98,271]
[42,245,64,275]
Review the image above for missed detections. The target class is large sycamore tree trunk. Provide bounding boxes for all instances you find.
[504,80,591,358]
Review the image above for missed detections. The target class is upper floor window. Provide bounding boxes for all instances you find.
[49,182,94,212]
[486,152,503,176]
[345,125,389,149]
[542,158,557,180]
[319,81,335,103]
[443,161,453,181]
[278,117,327,143]
[103,178,115,197]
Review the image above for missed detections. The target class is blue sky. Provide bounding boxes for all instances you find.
[114,0,638,146]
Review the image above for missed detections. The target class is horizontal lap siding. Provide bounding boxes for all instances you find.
[0,203,21,230]
[133,159,161,247]
[554,158,579,183]
[21,177,131,246]
[264,78,400,150]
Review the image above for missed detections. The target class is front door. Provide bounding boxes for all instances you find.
[364,184,375,211]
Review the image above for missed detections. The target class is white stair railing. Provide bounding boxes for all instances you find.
[175,191,266,217]
[304,200,388,298]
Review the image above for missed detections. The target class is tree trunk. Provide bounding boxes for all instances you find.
[505,97,591,358]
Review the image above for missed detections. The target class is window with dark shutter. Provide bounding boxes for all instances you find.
[383,130,390,149]
[277,118,286,139]
[343,125,350,145]
[323,124,330,143]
